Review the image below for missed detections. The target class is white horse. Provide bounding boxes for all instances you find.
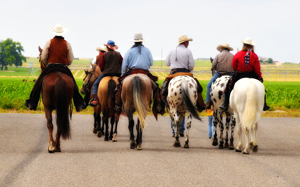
[210,75,236,149]
[230,78,265,154]
[167,76,201,148]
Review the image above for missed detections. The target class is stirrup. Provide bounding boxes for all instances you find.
[89,99,98,107]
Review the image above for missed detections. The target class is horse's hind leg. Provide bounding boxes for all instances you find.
[212,112,218,146]
[54,130,61,152]
[235,114,243,152]
[112,114,118,142]
[229,116,236,150]
[184,113,192,149]
[136,119,143,150]
[224,113,231,148]
[103,112,109,141]
[128,117,135,149]
[218,113,225,149]
[250,122,258,152]
[110,115,115,141]
[45,108,55,153]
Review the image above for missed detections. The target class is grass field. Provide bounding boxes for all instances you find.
[0,58,299,117]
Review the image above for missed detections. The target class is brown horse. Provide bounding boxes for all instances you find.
[81,64,102,134]
[94,76,119,141]
[116,74,153,150]
[37,47,75,153]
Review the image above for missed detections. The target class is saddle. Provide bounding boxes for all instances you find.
[161,72,194,96]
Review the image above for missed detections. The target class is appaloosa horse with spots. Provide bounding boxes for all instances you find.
[210,75,236,149]
[167,76,201,148]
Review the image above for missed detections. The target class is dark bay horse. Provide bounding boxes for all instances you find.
[95,76,119,141]
[116,74,153,150]
[37,47,75,153]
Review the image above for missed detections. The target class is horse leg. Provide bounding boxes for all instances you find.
[112,114,118,142]
[218,113,224,149]
[93,112,98,134]
[235,114,243,152]
[109,115,115,140]
[128,117,135,149]
[224,112,230,148]
[54,130,61,152]
[243,125,251,154]
[212,112,218,146]
[103,112,109,141]
[171,111,181,147]
[136,119,143,150]
[229,116,236,150]
[250,122,258,152]
[96,107,102,138]
[184,113,192,148]
[45,108,55,153]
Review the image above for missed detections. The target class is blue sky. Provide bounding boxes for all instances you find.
[1,0,299,63]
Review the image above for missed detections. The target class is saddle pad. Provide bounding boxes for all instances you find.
[166,72,194,80]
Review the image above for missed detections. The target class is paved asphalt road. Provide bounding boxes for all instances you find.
[0,113,299,187]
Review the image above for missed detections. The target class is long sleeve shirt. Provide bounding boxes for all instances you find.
[165,44,195,72]
[122,45,153,74]
[212,50,234,74]
[232,50,262,79]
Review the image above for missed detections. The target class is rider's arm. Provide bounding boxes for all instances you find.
[232,53,239,71]
[41,40,51,65]
[165,52,171,67]
[188,50,195,71]
[98,55,105,71]
[253,53,262,79]
[122,51,129,75]
[66,42,74,65]
[212,55,218,71]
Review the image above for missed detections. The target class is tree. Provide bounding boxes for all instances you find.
[0,38,26,70]
[267,58,273,64]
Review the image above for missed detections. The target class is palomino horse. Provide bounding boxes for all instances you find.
[38,47,74,153]
[95,76,119,141]
[230,78,265,154]
[81,64,102,134]
[117,74,153,150]
[167,76,201,148]
[210,75,236,149]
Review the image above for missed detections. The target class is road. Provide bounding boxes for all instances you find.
[0,113,299,187]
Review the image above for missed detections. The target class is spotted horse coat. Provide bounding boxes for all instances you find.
[210,75,236,149]
[167,76,201,148]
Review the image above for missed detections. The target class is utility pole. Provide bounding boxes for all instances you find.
[161,48,163,69]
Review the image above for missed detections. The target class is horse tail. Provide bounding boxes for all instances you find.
[182,78,201,120]
[108,79,116,108]
[55,76,71,140]
[132,76,147,130]
[241,80,258,130]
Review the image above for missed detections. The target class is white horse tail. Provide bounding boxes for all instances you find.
[182,78,201,120]
[241,80,258,130]
[132,76,147,130]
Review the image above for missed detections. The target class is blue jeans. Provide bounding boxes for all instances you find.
[208,115,214,138]
[92,74,105,95]
[205,72,221,103]
[171,117,185,135]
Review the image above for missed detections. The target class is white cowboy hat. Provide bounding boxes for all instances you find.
[216,43,233,51]
[50,23,68,36]
[96,45,108,52]
[241,38,256,46]
[130,33,144,42]
[177,35,193,44]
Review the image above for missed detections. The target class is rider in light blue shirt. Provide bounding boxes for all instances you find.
[122,45,153,74]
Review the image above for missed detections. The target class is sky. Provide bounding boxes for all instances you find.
[1,0,300,63]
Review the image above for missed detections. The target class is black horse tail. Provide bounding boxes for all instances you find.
[108,79,116,108]
[55,76,71,140]
[182,78,201,120]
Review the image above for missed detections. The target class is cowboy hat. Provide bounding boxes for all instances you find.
[96,45,108,52]
[178,35,193,44]
[50,23,68,36]
[104,40,118,50]
[216,43,233,51]
[131,33,144,42]
[241,38,256,46]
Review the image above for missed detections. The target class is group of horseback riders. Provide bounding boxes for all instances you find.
[25,23,270,113]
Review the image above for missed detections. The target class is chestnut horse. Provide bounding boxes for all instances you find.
[116,74,153,150]
[95,76,119,141]
[38,47,75,153]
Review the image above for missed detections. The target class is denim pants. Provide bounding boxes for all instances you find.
[205,72,221,102]
[208,115,214,137]
[171,116,185,135]
[92,74,105,95]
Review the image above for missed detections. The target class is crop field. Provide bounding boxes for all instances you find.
[0,58,299,116]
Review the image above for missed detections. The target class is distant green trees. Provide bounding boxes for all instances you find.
[267,58,273,64]
[0,38,26,70]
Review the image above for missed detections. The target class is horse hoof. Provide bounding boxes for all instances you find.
[224,143,229,149]
[93,128,97,134]
[243,151,249,154]
[104,137,109,141]
[229,146,235,150]
[183,144,189,148]
[212,139,218,146]
[48,149,55,153]
[130,141,136,149]
[97,131,102,138]
[252,145,258,152]
[173,142,181,147]
[112,140,117,142]
[218,144,223,149]
[235,149,242,152]
[137,144,142,150]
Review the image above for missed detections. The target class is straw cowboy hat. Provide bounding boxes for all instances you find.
[216,43,233,51]
[96,45,108,52]
[131,33,144,42]
[50,23,68,36]
[178,35,193,44]
[241,38,256,46]
[104,40,118,50]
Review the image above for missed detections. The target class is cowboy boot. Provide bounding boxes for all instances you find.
[205,102,212,109]
[263,94,270,111]
[89,94,99,107]
[115,83,123,113]
[196,93,206,113]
